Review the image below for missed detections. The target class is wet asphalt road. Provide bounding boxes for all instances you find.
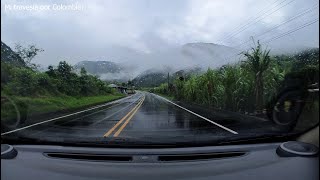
[2,91,282,144]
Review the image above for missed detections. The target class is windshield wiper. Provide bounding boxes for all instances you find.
[1,131,302,148]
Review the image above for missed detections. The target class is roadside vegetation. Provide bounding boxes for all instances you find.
[154,40,319,115]
[1,95,124,121]
[1,43,124,123]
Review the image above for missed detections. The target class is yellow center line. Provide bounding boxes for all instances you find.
[103,97,144,137]
[113,96,145,137]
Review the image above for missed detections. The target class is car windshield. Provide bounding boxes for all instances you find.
[1,0,319,147]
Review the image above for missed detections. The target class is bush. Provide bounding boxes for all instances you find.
[5,67,38,96]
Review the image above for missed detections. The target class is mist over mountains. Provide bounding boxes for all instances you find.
[74,42,240,83]
[2,40,315,87]
[72,41,316,87]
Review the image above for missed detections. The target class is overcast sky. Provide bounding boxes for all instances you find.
[1,0,319,66]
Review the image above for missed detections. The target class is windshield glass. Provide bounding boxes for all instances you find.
[1,0,319,146]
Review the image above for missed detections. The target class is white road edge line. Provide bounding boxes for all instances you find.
[152,93,239,135]
[1,95,133,136]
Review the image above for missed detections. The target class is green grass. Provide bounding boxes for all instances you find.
[1,94,125,121]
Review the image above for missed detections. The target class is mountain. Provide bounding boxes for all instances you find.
[72,42,239,84]
[172,66,204,79]
[132,66,205,87]
[1,41,25,66]
[130,42,238,87]
[131,42,239,71]
[74,60,135,82]
[74,60,122,74]
[131,69,168,87]
[181,42,239,67]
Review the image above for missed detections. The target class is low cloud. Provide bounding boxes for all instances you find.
[1,0,318,72]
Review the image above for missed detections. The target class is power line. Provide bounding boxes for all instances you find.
[221,18,319,61]
[222,0,296,44]
[214,0,284,41]
[234,4,319,48]
[215,0,287,42]
[218,0,296,45]
[263,18,319,44]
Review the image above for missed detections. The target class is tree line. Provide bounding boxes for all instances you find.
[1,44,116,97]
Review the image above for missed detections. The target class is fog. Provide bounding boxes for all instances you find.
[1,0,319,76]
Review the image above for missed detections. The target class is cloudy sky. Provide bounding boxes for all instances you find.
[1,0,319,67]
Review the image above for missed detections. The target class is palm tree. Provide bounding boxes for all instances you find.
[242,40,271,113]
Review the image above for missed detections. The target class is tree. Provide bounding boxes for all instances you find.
[46,65,56,77]
[57,61,73,79]
[14,44,44,70]
[127,80,134,87]
[80,67,87,76]
[242,40,271,113]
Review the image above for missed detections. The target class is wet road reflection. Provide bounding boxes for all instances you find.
[4,91,282,144]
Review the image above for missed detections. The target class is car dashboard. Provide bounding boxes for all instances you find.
[1,142,319,180]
